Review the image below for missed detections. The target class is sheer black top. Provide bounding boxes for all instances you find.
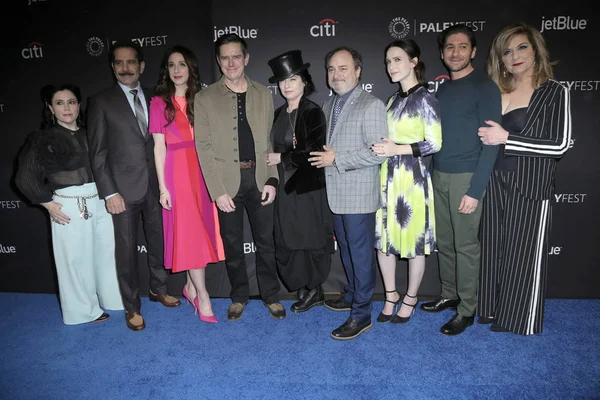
[15,124,94,204]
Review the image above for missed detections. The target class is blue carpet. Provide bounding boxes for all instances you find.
[0,294,599,400]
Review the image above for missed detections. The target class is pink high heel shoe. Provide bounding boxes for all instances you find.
[194,296,218,324]
[182,286,198,315]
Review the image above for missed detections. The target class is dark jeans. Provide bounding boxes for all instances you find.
[217,167,280,304]
[332,212,377,322]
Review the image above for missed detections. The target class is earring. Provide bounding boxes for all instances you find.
[502,70,506,78]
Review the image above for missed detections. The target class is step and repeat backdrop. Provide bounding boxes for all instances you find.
[2,0,598,298]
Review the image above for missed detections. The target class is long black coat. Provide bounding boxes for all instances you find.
[270,97,333,289]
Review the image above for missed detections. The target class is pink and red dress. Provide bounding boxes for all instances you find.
[149,96,224,272]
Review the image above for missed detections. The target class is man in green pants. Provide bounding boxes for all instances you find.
[420,24,500,336]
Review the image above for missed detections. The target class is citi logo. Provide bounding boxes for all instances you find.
[541,16,587,32]
[22,42,44,59]
[310,19,337,37]
[0,244,16,254]
[428,75,449,93]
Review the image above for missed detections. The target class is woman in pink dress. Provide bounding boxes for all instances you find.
[150,45,225,323]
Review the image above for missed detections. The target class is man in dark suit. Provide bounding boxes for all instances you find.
[87,41,180,332]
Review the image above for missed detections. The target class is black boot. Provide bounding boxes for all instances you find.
[296,287,309,302]
[291,285,325,313]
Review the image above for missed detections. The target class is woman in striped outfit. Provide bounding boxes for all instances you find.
[476,23,571,335]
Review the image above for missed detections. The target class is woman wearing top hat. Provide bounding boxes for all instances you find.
[266,50,334,313]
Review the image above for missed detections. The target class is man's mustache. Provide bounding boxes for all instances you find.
[118,72,135,76]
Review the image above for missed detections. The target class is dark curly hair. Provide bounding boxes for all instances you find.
[154,45,202,126]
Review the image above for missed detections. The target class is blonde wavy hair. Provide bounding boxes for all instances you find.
[486,23,556,94]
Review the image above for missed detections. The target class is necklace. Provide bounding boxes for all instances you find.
[288,109,297,149]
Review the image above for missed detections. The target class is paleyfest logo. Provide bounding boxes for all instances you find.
[560,80,600,91]
[389,17,411,39]
[86,37,104,57]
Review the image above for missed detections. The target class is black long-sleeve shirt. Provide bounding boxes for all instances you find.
[15,125,94,204]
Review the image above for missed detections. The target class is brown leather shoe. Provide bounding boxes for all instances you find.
[149,292,181,308]
[125,311,145,331]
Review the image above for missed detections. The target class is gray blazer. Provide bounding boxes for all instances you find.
[323,86,387,214]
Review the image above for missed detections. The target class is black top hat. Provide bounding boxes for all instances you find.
[267,50,311,83]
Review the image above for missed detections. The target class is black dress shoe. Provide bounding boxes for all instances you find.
[227,300,249,321]
[264,302,287,320]
[420,296,460,312]
[490,323,510,332]
[440,313,474,336]
[296,287,309,302]
[92,312,110,323]
[477,316,496,325]
[331,317,372,340]
[291,285,325,313]
[324,294,352,311]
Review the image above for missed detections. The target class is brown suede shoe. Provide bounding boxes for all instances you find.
[264,302,286,320]
[125,311,145,331]
[227,301,249,321]
[149,292,181,308]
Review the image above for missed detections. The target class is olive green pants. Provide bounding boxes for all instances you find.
[432,170,484,317]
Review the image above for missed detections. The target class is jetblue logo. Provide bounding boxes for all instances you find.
[541,16,587,32]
